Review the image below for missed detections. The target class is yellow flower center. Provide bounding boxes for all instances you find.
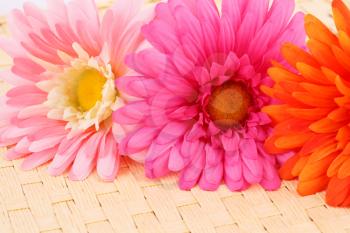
[206,81,251,129]
[76,68,106,111]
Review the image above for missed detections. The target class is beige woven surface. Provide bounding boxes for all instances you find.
[1,1,350,233]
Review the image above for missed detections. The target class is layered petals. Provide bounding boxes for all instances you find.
[263,0,350,207]
[0,0,153,180]
[115,0,305,191]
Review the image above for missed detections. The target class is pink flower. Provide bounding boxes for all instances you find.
[114,0,306,191]
[0,0,153,181]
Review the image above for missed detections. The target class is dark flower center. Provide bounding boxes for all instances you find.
[206,81,251,130]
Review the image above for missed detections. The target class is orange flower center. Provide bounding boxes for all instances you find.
[206,82,251,129]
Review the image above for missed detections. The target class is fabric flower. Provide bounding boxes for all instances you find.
[263,0,350,207]
[0,0,152,181]
[114,0,305,191]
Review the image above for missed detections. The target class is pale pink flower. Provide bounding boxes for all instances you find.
[114,0,305,191]
[0,0,152,181]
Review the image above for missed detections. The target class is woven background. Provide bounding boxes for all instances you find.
[1,0,350,233]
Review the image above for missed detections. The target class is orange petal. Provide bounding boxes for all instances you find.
[296,62,332,85]
[304,14,338,46]
[299,82,340,98]
[260,85,274,97]
[274,91,307,107]
[328,108,349,122]
[321,66,339,83]
[297,175,329,196]
[287,107,330,121]
[326,176,350,207]
[309,117,347,133]
[279,81,303,93]
[308,144,338,163]
[281,43,319,68]
[268,67,303,83]
[264,135,290,154]
[338,31,350,55]
[341,195,350,207]
[292,156,309,177]
[279,154,300,180]
[307,39,347,75]
[274,132,314,149]
[338,156,350,178]
[334,76,350,96]
[271,60,288,69]
[262,105,290,122]
[328,153,349,177]
[300,134,335,155]
[292,92,336,108]
[334,96,350,108]
[299,151,337,181]
[336,140,347,150]
[339,141,350,155]
[336,126,350,141]
[332,45,350,71]
[274,118,311,135]
[332,0,350,35]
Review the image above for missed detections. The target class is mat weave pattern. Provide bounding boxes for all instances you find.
[1,1,350,233]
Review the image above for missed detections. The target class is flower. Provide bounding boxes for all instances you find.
[114,0,305,191]
[0,0,152,181]
[263,0,350,206]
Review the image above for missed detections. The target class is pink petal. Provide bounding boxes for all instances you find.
[168,144,185,172]
[116,76,161,98]
[171,5,206,58]
[155,122,190,145]
[14,137,31,154]
[146,150,170,178]
[0,37,25,58]
[221,0,242,32]
[48,132,91,175]
[221,132,240,152]
[28,135,64,153]
[125,49,168,78]
[120,127,158,154]
[142,19,179,54]
[198,163,223,191]
[240,139,263,184]
[21,147,57,171]
[0,70,31,86]
[224,151,243,182]
[196,0,220,55]
[69,131,103,180]
[1,126,35,141]
[6,86,46,107]
[113,101,149,125]
[97,132,120,181]
[198,145,224,190]
[193,67,211,86]
[178,141,205,190]
[172,47,195,76]
[4,148,26,160]
[6,93,46,107]
[17,105,48,119]
[226,178,249,191]
[12,57,44,81]
[67,0,101,55]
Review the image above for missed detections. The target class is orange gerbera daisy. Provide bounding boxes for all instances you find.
[263,0,350,207]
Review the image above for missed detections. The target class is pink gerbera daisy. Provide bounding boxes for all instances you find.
[0,0,152,181]
[114,0,306,190]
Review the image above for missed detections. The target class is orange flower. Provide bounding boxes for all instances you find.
[262,0,350,207]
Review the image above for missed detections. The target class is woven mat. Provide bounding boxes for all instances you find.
[1,1,350,233]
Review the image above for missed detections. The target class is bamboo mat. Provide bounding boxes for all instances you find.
[1,1,350,233]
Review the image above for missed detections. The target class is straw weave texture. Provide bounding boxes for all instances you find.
[1,1,350,233]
